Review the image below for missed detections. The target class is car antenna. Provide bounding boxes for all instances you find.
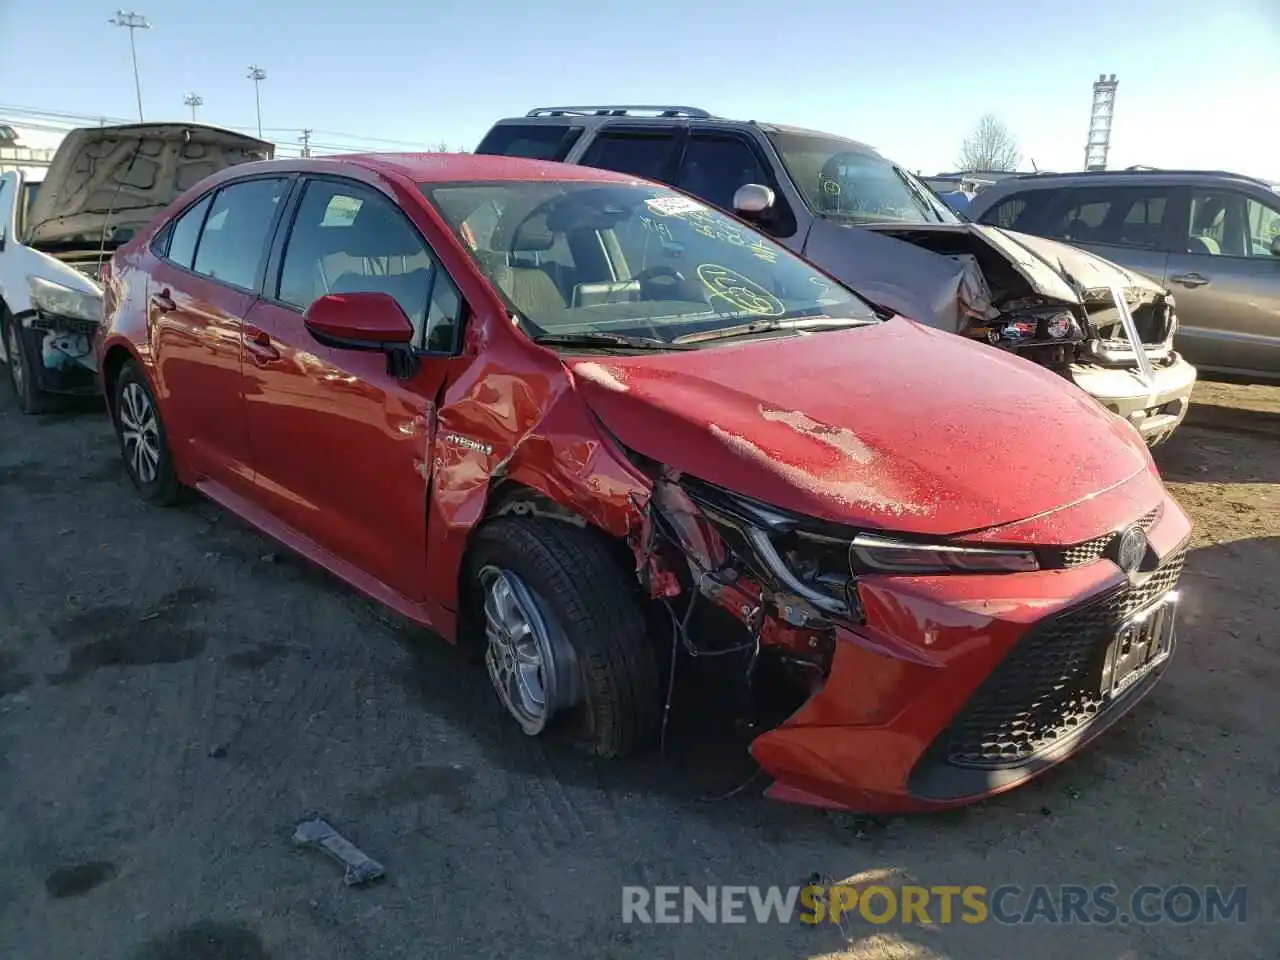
[1030,157,1039,173]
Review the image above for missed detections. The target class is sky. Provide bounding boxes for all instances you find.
[2,0,1277,178]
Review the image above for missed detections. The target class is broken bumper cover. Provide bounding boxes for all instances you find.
[1069,352,1196,446]
[15,309,101,394]
[749,492,1192,814]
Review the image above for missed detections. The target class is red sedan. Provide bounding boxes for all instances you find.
[96,153,1191,813]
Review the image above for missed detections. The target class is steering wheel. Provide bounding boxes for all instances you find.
[633,264,686,300]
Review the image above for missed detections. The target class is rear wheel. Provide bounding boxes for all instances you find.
[467,516,662,758]
[113,361,182,506]
[3,316,55,415]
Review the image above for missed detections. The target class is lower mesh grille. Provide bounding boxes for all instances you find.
[932,541,1186,770]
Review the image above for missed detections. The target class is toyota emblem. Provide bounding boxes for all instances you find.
[1115,525,1148,577]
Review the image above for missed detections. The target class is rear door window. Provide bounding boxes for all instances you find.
[577,129,680,183]
[165,194,213,268]
[1039,186,1173,250]
[192,177,289,289]
[475,124,581,161]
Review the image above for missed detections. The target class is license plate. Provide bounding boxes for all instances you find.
[1100,591,1178,699]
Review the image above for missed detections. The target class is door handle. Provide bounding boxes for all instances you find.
[150,289,176,312]
[1170,272,1210,289]
[244,324,281,363]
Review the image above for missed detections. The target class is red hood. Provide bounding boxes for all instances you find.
[569,318,1150,536]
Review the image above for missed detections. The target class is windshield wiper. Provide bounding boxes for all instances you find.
[673,315,878,344]
[532,332,696,350]
[892,167,948,223]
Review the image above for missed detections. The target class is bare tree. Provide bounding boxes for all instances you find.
[956,114,1020,172]
[432,140,470,153]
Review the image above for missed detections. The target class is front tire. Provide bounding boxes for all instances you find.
[467,516,662,758]
[3,316,55,415]
[113,361,182,506]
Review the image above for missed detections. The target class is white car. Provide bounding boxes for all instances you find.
[0,123,273,413]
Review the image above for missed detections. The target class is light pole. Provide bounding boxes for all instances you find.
[183,92,203,122]
[108,10,150,121]
[246,66,266,138]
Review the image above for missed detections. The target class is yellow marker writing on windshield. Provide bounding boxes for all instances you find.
[697,263,785,317]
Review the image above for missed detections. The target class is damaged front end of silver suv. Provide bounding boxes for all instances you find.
[805,219,1197,446]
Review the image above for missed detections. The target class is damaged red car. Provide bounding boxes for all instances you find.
[96,154,1192,813]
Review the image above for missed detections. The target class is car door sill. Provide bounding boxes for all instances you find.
[195,477,449,635]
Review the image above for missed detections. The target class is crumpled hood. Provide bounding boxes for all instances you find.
[25,123,273,248]
[571,318,1149,535]
[981,226,1166,298]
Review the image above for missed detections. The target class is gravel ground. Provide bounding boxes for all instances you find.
[0,379,1276,960]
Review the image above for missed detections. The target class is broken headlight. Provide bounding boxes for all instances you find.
[970,310,1080,345]
[850,533,1039,573]
[27,275,103,324]
[674,479,856,617]
[668,479,1041,623]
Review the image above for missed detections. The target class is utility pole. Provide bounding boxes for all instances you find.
[183,92,203,122]
[247,65,267,138]
[299,129,312,158]
[109,10,151,121]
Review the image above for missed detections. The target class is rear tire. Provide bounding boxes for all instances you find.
[113,361,182,506]
[2,315,56,415]
[466,516,662,758]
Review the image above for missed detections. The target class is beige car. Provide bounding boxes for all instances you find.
[968,169,1280,383]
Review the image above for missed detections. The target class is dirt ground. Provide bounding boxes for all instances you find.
[0,379,1276,960]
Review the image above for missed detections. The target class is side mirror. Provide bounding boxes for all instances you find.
[1270,234,1280,257]
[303,292,418,377]
[733,183,776,221]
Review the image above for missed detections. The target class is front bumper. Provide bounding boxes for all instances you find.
[1068,352,1197,447]
[749,491,1192,814]
[13,310,100,395]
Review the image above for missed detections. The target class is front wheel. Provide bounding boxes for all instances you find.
[113,361,182,506]
[467,516,662,758]
[3,316,55,415]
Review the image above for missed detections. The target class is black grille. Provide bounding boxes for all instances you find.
[930,540,1186,770]
[1059,506,1161,567]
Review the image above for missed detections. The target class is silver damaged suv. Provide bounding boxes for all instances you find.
[477,106,1197,445]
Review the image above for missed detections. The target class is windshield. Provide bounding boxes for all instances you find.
[767,131,960,225]
[422,180,879,345]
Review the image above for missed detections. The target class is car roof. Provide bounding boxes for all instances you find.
[980,169,1273,192]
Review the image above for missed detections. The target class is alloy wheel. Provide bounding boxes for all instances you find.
[478,564,576,735]
[119,381,161,484]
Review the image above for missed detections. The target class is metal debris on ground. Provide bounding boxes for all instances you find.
[292,817,385,886]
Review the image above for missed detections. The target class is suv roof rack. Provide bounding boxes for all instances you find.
[525,105,713,119]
